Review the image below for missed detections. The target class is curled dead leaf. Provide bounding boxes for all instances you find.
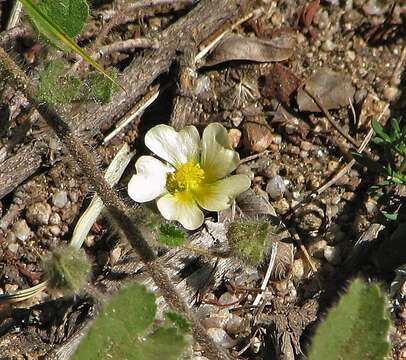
[205,32,296,67]
[301,0,320,28]
[297,68,355,112]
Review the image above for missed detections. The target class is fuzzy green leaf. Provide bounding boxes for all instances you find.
[134,326,190,360]
[227,218,270,266]
[22,0,88,49]
[43,246,90,294]
[88,71,118,104]
[158,224,186,246]
[165,311,192,333]
[37,59,81,104]
[37,0,89,38]
[308,279,390,360]
[72,284,157,360]
[20,0,124,91]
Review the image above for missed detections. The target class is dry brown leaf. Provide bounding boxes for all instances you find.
[205,32,295,67]
[297,68,355,112]
[260,63,302,103]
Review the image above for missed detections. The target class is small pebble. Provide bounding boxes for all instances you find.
[272,198,290,215]
[365,198,377,215]
[49,225,61,236]
[69,191,79,203]
[8,242,19,253]
[308,239,327,258]
[300,141,313,151]
[327,160,339,172]
[218,292,238,306]
[383,86,398,102]
[26,202,52,225]
[12,220,31,242]
[292,258,305,280]
[4,284,18,293]
[228,129,242,149]
[324,245,342,265]
[307,175,320,190]
[236,164,254,180]
[266,175,286,200]
[322,39,335,52]
[49,213,61,226]
[6,231,16,244]
[52,190,68,208]
[207,328,236,349]
[250,336,261,353]
[85,235,96,247]
[225,314,244,335]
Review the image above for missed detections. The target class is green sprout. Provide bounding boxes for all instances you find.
[353,118,406,220]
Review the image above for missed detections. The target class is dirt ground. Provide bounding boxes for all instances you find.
[1,0,406,359]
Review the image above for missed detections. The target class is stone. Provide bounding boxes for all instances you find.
[52,190,68,208]
[236,164,254,180]
[324,245,342,265]
[228,129,242,149]
[207,328,236,349]
[12,220,31,242]
[49,213,61,225]
[26,202,52,225]
[266,175,286,200]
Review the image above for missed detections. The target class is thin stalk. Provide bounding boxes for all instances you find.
[0,47,232,360]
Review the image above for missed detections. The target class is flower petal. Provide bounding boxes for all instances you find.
[145,124,200,166]
[157,193,204,230]
[201,123,240,181]
[194,175,251,211]
[128,156,172,202]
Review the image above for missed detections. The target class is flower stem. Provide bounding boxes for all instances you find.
[183,244,230,258]
[0,46,233,360]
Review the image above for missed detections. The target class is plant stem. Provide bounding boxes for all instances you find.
[0,46,232,360]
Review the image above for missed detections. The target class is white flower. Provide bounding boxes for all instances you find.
[128,123,251,230]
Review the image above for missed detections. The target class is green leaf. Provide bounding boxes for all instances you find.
[158,224,186,246]
[72,284,156,360]
[43,246,90,294]
[37,0,89,38]
[134,326,190,360]
[390,118,401,139]
[381,210,398,221]
[372,119,391,142]
[37,59,81,104]
[227,218,271,266]
[88,71,118,104]
[20,0,124,91]
[352,152,385,174]
[165,311,192,333]
[308,279,390,360]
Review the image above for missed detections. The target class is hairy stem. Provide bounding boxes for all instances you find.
[0,47,232,360]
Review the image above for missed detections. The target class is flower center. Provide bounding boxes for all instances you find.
[166,161,205,194]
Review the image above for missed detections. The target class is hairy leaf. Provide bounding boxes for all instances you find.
[88,71,118,104]
[72,284,156,360]
[308,279,390,360]
[38,0,89,37]
[72,283,190,360]
[20,0,123,90]
[37,59,81,104]
[158,224,186,246]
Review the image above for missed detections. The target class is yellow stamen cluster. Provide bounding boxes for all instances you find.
[166,161,205,194]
